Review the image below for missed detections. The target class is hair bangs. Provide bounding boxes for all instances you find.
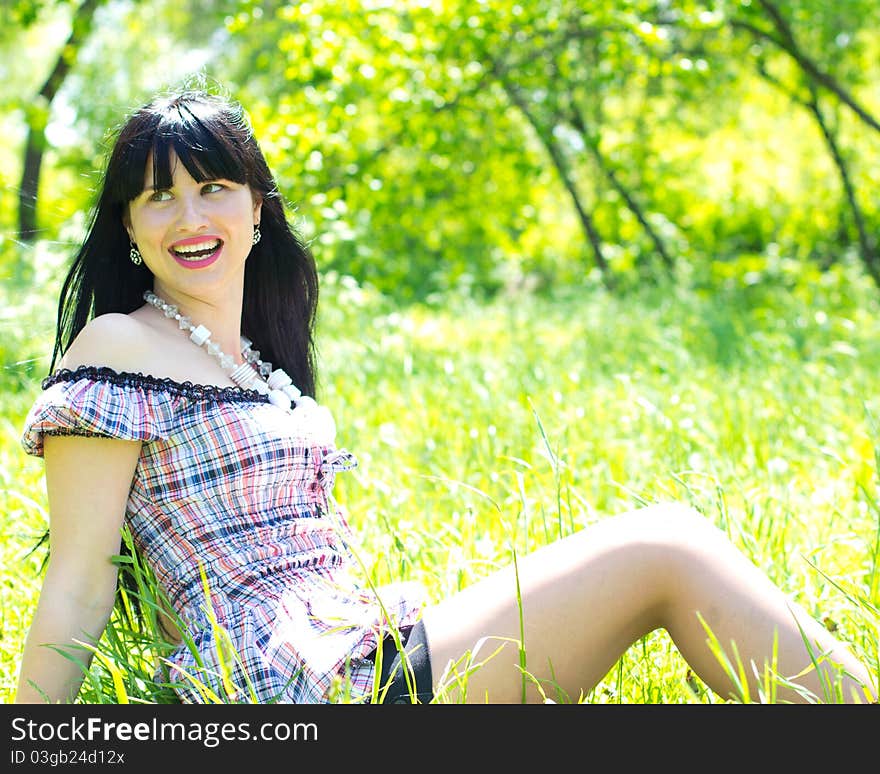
[154,116,248,189]
[112,98,251,204]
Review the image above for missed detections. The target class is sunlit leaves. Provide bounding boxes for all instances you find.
[2,0,879,298]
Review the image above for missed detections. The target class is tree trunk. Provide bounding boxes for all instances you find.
[568,110,675,274]
[500,80,614,289]
[755,63,880,289]
[805,88,880,287]
[17,0,103,249]
[732,0,880,135]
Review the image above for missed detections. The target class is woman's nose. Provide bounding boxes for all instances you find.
[174,192,208,230]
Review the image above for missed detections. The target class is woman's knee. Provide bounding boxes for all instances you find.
[610,501,723,547]
[604,502,731,604]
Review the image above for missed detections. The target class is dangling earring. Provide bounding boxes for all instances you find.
[252,224,261,245]
[129,242,143,265]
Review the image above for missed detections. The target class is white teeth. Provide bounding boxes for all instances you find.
[172,239,221,255]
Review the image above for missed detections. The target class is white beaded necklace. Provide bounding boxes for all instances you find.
[143,290,315,415]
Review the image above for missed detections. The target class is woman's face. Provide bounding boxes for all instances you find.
[125,151,262,301]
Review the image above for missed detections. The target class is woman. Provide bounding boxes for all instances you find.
[16,88,877,705]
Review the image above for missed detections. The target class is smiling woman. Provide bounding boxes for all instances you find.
[47,89,319,398]
[13,86,879,706]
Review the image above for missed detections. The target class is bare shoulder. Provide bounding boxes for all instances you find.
[59,313,156,373]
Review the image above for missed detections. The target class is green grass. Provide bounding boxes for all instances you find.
[2,258,880,703]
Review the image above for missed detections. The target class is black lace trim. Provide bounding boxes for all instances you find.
[43,429,114,440]
[42,365,270,404]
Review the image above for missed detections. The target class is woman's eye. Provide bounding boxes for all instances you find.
[203,183,225,194]
[148,190,173,202]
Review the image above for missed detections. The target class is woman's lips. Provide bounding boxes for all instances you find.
[168,237,223,269]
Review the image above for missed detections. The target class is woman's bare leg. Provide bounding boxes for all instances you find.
[421,503,876,703]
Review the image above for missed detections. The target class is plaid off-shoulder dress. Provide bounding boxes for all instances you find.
[21,365,425,703]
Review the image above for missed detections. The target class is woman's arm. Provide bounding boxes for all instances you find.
[15,434,142,703]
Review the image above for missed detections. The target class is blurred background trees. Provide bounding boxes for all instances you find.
[2,0,878,301]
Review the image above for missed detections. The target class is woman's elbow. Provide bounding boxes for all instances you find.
[42,557,120,617]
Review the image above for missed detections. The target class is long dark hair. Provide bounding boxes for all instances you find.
[51,88,319,397]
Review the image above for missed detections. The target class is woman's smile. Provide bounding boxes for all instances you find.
[169,235,224,268]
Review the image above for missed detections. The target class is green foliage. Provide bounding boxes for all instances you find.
[3,266,879,702]
[2,0,878,300]
[0,238,64,392]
